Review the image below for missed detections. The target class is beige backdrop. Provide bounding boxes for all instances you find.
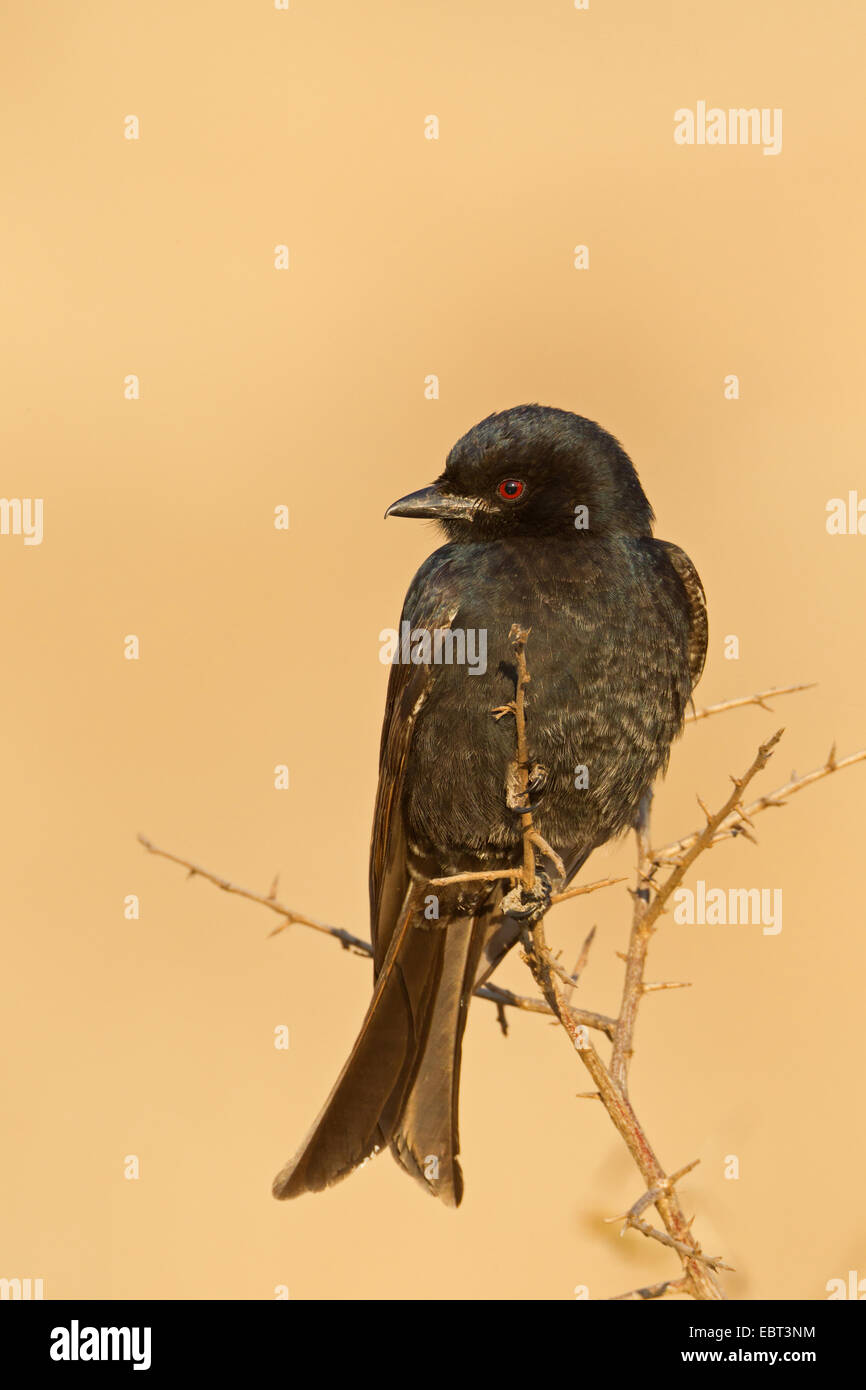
[1,0,864,1301]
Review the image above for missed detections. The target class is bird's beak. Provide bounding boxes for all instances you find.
[384,484,478,522]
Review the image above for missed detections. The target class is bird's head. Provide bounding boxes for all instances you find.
[385,404,654,541]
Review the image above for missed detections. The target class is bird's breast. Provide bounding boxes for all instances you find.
[400,537,691,869]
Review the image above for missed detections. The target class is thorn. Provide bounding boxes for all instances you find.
[826,741,837,771]
[267,874,279,901]
[668,1159,701,1184]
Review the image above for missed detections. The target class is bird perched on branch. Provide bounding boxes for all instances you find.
[273,404,706,1206]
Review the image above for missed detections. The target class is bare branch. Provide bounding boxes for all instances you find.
[561,926,597,1009]
[141,635,866,1304]
[519,910,725,1301]
[643,730,785,926]
[476,981,616,1040]
[136,834,612,1031]
[618,1216,731,1272]
[609,792,654,1092]
[652,745,866,865]
[549,874,626,905]
[686,682,815,723]
[136,833,372,954]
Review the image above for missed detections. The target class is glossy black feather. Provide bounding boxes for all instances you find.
[273,405,706,1205]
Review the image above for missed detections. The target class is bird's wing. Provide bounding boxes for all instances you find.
[369,580,459,973]
[273,563,493,1205]
[656,541,708,689]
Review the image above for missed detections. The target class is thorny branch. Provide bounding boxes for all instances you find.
[136,834,618,1036]
[139,642,864,1301]
[652,744,866,866]
[685,682,815,724]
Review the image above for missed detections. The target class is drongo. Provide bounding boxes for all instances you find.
[273,404,707,1205]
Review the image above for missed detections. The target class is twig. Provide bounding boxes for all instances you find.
[520,914,725,1300]
[610,731,784,1103]
[610,1277,689,1301]
[136,833,372,953]
[135,834,617,1032]
[477,981,616,1039]
[508,625,537,889]
[642,980,692,993]
[652,744,866,865]
[609,792,654,1092]
[140,658,866,1303]
[621,1216,731,1272]
[644,730,784,929]
[502,629,725,1301]
[686,682,815,723]
[607,1160,701,1224]
[550,875,626,905]
[562,926,596,1008]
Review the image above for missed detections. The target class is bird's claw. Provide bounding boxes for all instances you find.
[502,870,553,923]
[505,761,548,814]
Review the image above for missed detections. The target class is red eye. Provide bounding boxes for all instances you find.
[497,478,525,501]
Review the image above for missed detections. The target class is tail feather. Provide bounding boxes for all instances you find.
[272,887,442,1199]
[272,889,500,1203]
[389,908,492,1205]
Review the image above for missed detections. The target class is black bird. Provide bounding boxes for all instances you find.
[273,404,706,1205]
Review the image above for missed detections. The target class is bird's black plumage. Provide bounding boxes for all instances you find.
[273,404,706,1205]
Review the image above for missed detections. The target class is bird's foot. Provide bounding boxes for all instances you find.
[505,760,549,814]
[501,870,553,923]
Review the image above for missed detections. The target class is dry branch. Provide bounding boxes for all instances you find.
[652,744,866,866]
[136,834,617,1036]
[139,654,865,1302]
[136,833,372,954]
[686,682,815,723]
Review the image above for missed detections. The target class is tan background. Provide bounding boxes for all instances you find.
[1,0,864,1300]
